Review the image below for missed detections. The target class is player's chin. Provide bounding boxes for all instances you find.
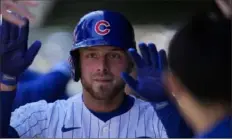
[92,87,114,100]
[93,83,113,91]
[93,80,114,87]
[92,82,113,90]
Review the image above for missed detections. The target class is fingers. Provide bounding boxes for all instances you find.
[133,42,168,70]
[24,40,41,66]
[121,72,138,91]
[1,10,25,26]
[138,42,159,69]
[1,19,11,42]
[1,0,38,26]
[10,22,19,40]
[3,1,35,20]
[139,42,151,66]
[147,43,159,69]
[18,18,29,42]
[128,48,144,68]
[0,18,28,52]
[158,49,168,70]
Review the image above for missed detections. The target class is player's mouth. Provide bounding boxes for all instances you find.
[94,78,112,83]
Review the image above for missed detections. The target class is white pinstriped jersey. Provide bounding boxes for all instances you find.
[10,93,167,138]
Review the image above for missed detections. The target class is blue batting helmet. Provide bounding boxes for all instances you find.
[70,10,136,81]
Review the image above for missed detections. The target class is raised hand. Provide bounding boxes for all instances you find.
[1,0,39,26]
[121,42,168,102]
[0,18,41,85]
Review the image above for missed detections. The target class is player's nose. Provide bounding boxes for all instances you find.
[96,56,109,73]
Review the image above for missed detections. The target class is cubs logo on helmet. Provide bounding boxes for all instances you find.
[94,20,111,36]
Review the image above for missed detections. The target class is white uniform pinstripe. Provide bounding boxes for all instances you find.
[10,93,167,138]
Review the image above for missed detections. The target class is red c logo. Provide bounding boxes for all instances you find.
[95,20,111,36]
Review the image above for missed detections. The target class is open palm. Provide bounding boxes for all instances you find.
[121,43,168,102]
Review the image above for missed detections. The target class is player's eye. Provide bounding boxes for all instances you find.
[86,53,98,58]
[108,53,121,59]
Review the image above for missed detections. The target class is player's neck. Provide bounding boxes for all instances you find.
[177,94,229,135]
[82,91,125,113]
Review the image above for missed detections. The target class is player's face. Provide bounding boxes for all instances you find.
[80,46,130,100]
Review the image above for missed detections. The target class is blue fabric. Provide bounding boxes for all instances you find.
[153,101,193,138]
[18,69,41,82]
[0,19,41,85]
[121,43,193,138]
[121,43,168,102]
[0,90,18,137]
[0,69,70,137]
[195,115,232,138]
[12,70,69,111]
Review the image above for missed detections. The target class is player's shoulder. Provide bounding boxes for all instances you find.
[52,93,83,109]
[12,93,82,117]
[11,93,83,128]
[12,100,49,117]
[11,100,51,129]
[41,92,83,113]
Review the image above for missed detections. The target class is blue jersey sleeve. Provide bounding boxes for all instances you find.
[0,90,19,137]
[153,101,193,138]
[13,71,69,111]
[19,69,41,82]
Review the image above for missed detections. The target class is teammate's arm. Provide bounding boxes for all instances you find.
[153,101,193,138]
[32,61,71,102]
[0,84,18,137]
[121,43,193,138]
[0,18,41,137]
[13,63,71,111]
[0,83,56,138]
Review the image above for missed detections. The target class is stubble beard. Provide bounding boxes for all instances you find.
[81,78,126,101]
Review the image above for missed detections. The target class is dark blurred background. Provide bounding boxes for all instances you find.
[46,0,213,26]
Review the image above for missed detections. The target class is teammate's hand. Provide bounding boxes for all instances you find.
[1,0,39,26]
[0,19,41,85]
[121,43,168,102]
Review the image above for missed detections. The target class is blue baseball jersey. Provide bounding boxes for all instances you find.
[10,93,167,138]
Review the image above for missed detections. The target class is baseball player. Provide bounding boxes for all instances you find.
[0,10,168,138]
[0,10,194,138]
[164,6,231,138]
